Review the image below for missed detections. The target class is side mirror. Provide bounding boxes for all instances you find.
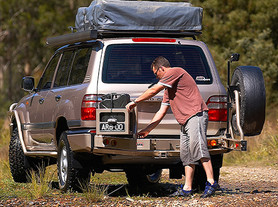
[230,53,240,62]
[21,77,35,92]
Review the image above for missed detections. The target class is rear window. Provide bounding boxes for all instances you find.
[102,44,212,84]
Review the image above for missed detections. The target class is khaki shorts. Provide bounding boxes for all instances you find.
[180,111,210,166]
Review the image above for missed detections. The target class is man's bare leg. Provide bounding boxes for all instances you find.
[183,164,195,191]
[201,158,214,184]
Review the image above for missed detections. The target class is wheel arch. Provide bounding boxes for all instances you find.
[10,114,17,134]
[9,110,27,154]
[55,117,69,146]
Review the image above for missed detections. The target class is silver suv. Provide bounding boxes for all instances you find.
[8,30,265,192]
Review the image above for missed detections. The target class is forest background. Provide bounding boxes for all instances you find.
[0,0,277,124]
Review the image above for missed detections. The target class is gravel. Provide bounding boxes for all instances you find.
[1,166,278,206]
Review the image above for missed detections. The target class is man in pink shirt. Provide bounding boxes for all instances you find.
[126,56,219,198]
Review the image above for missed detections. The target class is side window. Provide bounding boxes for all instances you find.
[53,50,75,88]
[68,47,92,85]
[37,53,60,90]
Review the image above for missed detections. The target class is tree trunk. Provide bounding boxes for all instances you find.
[24,62,31,76]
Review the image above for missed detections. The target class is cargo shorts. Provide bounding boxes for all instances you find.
[180,111,210,166]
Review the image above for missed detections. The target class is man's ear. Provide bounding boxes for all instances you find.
[160,66,165,71]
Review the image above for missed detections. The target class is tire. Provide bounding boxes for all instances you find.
[9,127,30,183]
[231,66,266,136]
[9,127,46,183]
[57,132,91,192]
[125,166,162,187]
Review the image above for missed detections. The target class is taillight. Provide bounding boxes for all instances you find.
[206,95,227,121]
[81,94,101,120]
[207,139,217,147]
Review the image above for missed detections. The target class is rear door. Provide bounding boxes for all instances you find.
[98,39,222,136]
[42,49,75,143]
[46,46,93,137]
[99,39,216,135]
[25,53,61,149]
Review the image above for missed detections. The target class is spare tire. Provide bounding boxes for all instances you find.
[230,66,265,136]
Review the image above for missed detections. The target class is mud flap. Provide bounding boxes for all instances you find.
[169,162,184,179]
[241,140,247,151]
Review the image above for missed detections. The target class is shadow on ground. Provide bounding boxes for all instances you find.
[50,181,277,198]
[106,183,178,197]
[50,181,179,197]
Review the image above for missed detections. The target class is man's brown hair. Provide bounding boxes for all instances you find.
[151,56,171,70]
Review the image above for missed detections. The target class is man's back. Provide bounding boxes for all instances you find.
[160,67,208,125]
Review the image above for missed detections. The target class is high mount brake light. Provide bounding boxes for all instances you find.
[206,95,227,122]
[81,94,101,120]
[132,38,176,43]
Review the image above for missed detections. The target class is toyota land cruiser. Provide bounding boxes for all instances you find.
[8,0,265,192]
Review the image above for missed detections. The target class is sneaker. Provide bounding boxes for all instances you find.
[201,181,220,198]
[169,185,193,197]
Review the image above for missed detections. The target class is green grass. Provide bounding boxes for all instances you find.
[93,171,128,185]
[80,177,109,203]
[26,167,53,199]
[223,120,278,167]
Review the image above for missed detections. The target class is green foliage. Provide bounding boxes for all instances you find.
[0,0,278,111]
[0,0,92,109]
[194,0,278,106]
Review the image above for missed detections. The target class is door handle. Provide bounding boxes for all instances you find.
[55,95,61,102]
[39,98,44,104]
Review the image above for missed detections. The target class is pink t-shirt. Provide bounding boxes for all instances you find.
[159,67,208,125]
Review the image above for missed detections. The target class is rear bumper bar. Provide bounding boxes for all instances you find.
[91,134,246,157]
[20,130,246,157]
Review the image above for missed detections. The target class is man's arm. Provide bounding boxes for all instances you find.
[126,84,166,112]
[138,104,170,138]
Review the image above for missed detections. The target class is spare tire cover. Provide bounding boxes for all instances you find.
[231,66,266,136]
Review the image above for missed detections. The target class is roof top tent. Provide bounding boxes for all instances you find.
[47,0,203,47]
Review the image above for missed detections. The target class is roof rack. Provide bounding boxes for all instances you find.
[46,30,202,47]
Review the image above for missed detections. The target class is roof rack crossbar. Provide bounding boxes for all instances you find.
[46,30,98,47]
[46,30,201,47]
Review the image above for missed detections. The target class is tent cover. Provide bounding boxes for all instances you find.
[75,0,203,32]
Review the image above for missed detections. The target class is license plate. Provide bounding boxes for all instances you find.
[99,123,125,132]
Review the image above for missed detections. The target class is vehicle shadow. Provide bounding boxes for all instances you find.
[50,181,178,197]
[106,184,277,197]
[51,181,276,197]
[106,183,178,197]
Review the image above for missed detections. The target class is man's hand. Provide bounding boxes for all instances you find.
[126,101,136,112]
[136,104,169,139]
[138,129,150,138]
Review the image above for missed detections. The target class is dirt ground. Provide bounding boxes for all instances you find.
[1,166,278,206]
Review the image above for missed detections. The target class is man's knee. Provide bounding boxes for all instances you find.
[200,157,211,163]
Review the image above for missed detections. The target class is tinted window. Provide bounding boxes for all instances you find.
[68,47,92,85]
[37,53,60,90]
[102,44,212,84]
[53,51,74,88]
